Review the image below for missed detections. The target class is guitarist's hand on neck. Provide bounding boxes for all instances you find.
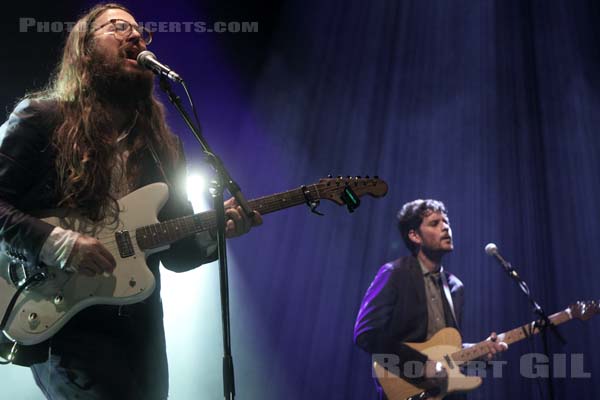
[483,331,509,360]
[222,197,263,238]
[462,331,509,361]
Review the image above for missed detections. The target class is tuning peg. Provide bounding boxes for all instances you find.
[338,175,343,179]
[356,176,361,179]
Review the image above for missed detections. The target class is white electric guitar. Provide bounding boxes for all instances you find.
[0,176,388,345]
[374,300,599,399]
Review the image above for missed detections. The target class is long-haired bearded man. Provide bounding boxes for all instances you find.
[0,4,261,399]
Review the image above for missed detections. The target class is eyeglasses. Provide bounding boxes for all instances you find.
[92,18,153,45]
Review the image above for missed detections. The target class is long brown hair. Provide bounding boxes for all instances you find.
[32,3,179,221]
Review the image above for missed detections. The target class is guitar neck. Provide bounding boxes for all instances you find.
[452,308,573,363]
[135,185,318,250]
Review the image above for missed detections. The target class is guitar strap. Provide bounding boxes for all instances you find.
[440,267,457,327]
[147,142,173,189]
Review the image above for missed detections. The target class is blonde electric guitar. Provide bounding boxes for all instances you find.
[0,176,387,346]
[374,300,599,399]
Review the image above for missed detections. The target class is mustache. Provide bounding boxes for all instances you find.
[119,43,143,60]
[87,49,154,103]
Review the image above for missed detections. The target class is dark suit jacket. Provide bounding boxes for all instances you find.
[354,255,464,396]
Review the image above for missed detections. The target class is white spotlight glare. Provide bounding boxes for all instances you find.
[186,173,209,212]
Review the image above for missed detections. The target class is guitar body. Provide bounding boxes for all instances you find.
[374,328,482,400]
[0,183,169,345]
[372,300,600,399]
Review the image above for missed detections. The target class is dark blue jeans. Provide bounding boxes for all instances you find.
[30,330,166,400]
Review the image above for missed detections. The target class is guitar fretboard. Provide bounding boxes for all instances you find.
[135,185,320,250]
[452,309,572,363]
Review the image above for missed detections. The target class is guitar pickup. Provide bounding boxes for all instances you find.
[444,354,455,369]
[115,230,135,258]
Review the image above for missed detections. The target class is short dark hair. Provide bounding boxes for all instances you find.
[397,199,447,255]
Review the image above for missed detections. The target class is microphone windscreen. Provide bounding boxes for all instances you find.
[137,50,156,66]
[484,243,498,256]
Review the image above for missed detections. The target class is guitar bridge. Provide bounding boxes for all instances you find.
[115,230,135,258]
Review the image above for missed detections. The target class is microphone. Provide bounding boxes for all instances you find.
[484,242,500,257]
[137,51,183,83]
[485,243,519,278]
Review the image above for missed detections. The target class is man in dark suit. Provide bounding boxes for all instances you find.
[354,199,506,399]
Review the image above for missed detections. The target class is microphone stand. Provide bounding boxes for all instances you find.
[495,256,566,400]
[159,76,252,400]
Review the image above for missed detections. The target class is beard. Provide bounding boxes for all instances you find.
[87,45,155,108]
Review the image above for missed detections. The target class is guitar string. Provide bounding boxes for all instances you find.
[88,181,375,241]
[57,182,381,251]
[88,212,218,243]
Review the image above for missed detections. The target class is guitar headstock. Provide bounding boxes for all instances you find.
[569,300,600,321]
[315,176,388,206]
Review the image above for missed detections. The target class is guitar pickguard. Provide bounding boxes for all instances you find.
[0,183,169,345]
